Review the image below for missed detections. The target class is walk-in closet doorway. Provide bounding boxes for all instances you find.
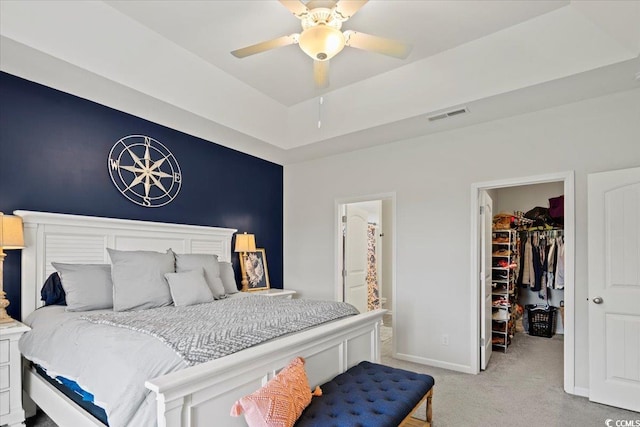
[336,194,396,353]
[470,171,575,394]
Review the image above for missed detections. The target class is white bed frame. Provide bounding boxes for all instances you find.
[16,210,384,427]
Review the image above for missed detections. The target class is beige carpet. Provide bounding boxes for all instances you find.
[382,332,639,427]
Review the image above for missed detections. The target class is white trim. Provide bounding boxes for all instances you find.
[15,210,234,235]
[394,352,474,374]
[469,185,480,374]
[334,192,397,302]
[469,171,576,395]
[573,387,590,398]
[563,173,576,395]
[335,192,397,349]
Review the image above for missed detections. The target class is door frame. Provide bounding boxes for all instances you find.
[469,171,576,394]
[479,190,493,370]
[336,193,397,344]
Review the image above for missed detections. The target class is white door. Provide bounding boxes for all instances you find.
[480,191,493,370]
[344,205,369,313]
[588,167,640,412]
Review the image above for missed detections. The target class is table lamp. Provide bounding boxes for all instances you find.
[234,232,256,292]
[0,213,24,323]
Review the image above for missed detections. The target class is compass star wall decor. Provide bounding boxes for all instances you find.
[108,135,182,207]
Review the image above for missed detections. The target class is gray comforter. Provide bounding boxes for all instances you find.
[19,294,358,427]
[81,294,358,366]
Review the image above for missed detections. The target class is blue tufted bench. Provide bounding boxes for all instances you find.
[296,361,435,427]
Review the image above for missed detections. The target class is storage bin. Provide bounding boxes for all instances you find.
[526,305,556,338]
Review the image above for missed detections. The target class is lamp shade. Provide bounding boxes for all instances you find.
[299,25,345,61]
[234,233,256,253]
[0,214,24,249]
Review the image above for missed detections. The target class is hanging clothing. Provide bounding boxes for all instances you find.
[546,239,557,290]
[366,224,380,311]
[555,237,565,289]
[518,229,565,293]
[529,243,542,291]
[521,237,535,287]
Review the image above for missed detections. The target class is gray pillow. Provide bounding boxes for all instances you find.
[52,263,113,312]
[108,248,175,312]
[219,261,239,294]
[164,268,214,307]
[174,253,226,299]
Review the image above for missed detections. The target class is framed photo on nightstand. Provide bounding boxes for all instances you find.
[240,248,270,291]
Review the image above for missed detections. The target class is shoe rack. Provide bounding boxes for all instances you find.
[491,229,517,352]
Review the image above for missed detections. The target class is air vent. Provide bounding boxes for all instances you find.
[427,107,469,122]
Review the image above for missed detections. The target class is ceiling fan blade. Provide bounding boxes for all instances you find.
[344,30,411,59]
[334,0,368,20]
[231,34,299,58]
[314,60,329,88]
[279,0,309,18]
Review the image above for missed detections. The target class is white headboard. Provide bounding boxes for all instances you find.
[15,210,237,319]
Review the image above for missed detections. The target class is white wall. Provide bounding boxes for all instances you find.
[284,88,640,388]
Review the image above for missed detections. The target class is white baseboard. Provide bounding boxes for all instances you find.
[573,386,589,397]
[393,352,474,374]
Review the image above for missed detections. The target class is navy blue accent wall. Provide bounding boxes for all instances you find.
[0,72,283,320]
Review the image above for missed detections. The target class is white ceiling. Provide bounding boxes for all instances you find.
[1,1,639,165]
[105,0,567,106]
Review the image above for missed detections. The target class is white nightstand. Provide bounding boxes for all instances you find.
[0,321,30,427]
[251,289,296,299]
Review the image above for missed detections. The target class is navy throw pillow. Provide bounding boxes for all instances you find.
[41,272,67,306]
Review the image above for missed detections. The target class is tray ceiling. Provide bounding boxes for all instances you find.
[1,1,638,164]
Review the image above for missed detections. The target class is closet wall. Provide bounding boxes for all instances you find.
[494,181,565,334]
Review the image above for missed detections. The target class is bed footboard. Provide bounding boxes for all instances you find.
[146,309,385,427]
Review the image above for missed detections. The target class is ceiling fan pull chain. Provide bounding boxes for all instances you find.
[318,96,324,129]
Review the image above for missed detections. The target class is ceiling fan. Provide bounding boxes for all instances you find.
[231,0,411,88]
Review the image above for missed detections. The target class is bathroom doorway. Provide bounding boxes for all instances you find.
[337,194,395,349]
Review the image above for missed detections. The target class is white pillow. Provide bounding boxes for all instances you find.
[219,261,239,294]
[52,263,113,311]
[165,268,214,307]
[174,253,226,299]
[108,248,174,312]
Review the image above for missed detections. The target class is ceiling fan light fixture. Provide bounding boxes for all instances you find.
[299,25,345,61]
[233,1,410,87]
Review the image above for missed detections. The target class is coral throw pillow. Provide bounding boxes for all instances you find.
[230,357,321,427]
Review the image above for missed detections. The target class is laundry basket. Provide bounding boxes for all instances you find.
[526,305,556,338]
